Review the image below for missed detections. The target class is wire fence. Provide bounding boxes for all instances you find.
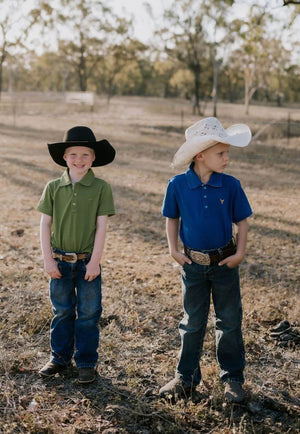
[0,91,300,141]
[252,118,300,141]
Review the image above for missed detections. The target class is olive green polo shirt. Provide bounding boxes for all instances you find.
[37,169,115,253]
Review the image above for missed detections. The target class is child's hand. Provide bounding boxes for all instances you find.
[219,253,244,268]
[44,258,62,279]
[85,260,101,282]
[171,251,192,267]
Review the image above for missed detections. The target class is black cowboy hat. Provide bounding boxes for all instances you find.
[48,126,116,167]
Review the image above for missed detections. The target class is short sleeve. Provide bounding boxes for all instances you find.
[97,182,115,216]
[37,182,53,216]
[162,179,180,218]
[232,181,252,223]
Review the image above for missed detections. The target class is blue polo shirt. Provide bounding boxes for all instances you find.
[162,164,252,250]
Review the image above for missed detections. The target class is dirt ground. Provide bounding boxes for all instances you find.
[0,96,299,433]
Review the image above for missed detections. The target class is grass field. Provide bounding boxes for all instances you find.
[0,95,299,433]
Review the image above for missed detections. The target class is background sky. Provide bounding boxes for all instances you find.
[110,0,173,42]
[2,0,299,59]
[109,0,295,43]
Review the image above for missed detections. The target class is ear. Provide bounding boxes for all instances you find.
[63,153,67,162]
[195,152,204,162]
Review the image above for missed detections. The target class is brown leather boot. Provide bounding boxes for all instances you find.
[159,377,195,399]
[224,381,247,403]
[39,361,69,377]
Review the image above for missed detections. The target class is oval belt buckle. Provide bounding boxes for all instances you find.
[194,251,211,266]
[65,252,77,263]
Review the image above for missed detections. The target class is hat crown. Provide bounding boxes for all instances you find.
[186,117,228,141]
[64,126,96,143]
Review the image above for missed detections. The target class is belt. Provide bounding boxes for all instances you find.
[52,252,88,263]
[184,239,236,266]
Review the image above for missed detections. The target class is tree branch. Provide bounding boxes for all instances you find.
[283,0,300,5]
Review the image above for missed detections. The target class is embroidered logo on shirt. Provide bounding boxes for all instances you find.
[220,199,225,204]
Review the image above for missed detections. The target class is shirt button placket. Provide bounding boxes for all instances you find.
[72,187,77,212]
[203,186,209,214]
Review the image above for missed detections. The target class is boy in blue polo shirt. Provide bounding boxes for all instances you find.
[37,126,115,384]
[159,117,252,403]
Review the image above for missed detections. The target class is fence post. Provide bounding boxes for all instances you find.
[287,112,291,146]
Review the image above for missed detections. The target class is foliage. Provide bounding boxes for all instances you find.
[0,0,42,97]
[0,0,299,108]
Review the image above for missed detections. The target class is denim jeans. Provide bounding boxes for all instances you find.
[176,261,245,386]
[49,256,102,368]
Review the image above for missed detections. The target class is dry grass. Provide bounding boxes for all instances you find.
[0,95,299,433]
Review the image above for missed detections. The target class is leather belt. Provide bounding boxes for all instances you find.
[52,252,88,263]
[184,239,236,266]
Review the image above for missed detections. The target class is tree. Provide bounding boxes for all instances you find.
[231,6,275,114]
[153,59,178,97]
[92,38,148,100]
[27,51,72,91]
[231,2,299,113]
[169,69,194,97]
[33,0,132,92]
[156,0,210,114]
[219,61,244,102]
[283,1,300,5]
[201,0,235,116]
[157,0,236,115]
[0,0,40,99]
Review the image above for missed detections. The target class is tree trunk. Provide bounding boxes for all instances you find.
[79,52,87,91]
[212,58,220,117]
[0,62,2,102]
[193,67,201,115]
[244,67,252,115]
[0,51,6,102]
[78,34,87,91]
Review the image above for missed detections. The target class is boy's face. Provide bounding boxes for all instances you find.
[195,142,230,174]
[63,146,95,177]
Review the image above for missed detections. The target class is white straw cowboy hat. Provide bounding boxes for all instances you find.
[172,117,251,168]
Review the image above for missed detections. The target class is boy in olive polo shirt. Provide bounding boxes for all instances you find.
[37,126,115,384]
[159,118,252,403]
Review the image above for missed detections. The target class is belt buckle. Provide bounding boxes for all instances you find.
[191,250,211,266]
[65,252,77,263]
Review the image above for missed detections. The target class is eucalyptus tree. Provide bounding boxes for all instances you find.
[0,0,41,99]
[157,0,235,115]
[94,38,149,101]
[153,59,179,97]
[158,0,208,114]
[235,12,273,113]
[201,0,235,116]
[231,3,297,114]
[34,0,132,92]
[283,0,300,5]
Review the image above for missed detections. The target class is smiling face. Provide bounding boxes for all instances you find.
[63,146,95,180]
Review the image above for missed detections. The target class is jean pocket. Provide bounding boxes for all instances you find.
[182,261,193,271]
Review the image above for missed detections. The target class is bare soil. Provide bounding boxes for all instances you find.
[0,96,299,433]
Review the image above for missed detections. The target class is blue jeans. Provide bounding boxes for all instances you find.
[176,262,245,386]
[49,256,102,368]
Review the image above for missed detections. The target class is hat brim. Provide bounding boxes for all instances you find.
[48,140,116,167]
[172,123,251,168]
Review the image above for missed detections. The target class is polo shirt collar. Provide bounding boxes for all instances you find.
[79,169,95,186]
[59,169,95,187]
[186,163,223,189]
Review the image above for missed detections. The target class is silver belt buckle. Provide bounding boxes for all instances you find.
[190,250,211,265]
[65,252,77,263]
